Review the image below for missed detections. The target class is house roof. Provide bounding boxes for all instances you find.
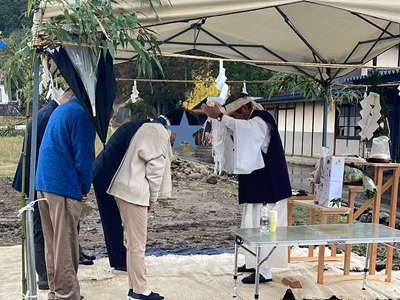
[344,69,400,82]
[255,87,360,104]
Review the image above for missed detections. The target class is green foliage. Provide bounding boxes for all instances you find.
[0,136,24,177]
[333,87,362,106]
[263,73,321,100]
[224,61,274,95]
[2,0,168,108]
[36,0,166,78]
[0,28,36,104]
[262,72,362,108]
[220,183,238,196]
[0,127,25,137]
[125,99,158,121]
[0,29,26,66]
[367,70,390,138]
[0,0,31,36]
[115,50,276,111]
[186,61,221,110]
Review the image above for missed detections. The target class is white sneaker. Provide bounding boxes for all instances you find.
[112,267,127,275]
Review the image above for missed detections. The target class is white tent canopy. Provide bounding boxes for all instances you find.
[33,0,400,81]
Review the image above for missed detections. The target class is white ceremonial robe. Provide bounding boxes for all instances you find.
[220,112,288,270]
[220,114,270,174]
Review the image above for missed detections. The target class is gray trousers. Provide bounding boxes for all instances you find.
[38,191,81,300]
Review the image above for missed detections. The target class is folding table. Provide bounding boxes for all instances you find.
[232,223,400,300]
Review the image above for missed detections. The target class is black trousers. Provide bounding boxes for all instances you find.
[93,181,126,268]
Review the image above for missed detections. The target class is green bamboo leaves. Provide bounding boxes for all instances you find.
[36,0,167,77]
[0,29,36,104]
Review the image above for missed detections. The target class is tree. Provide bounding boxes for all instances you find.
[1,1,169,294]
[262,72,362,107]
[186,61,221,109]
[113,50,278,114]
[125,98,158,121]
[0,0,30,36]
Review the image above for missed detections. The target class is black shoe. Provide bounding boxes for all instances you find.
[51,296,83,300]
[237,264,255,273]
[242,272,272,284]
[38,280,49,290]
[82,252,96,261]
[79,256,94,265]
[128,289,164,300]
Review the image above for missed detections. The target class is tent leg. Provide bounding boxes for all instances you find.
[322,82,330,147]
[25,52,40,299]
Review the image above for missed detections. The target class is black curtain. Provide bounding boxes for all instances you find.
[49,46,116,144]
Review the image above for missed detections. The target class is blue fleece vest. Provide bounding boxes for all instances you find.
[36,97,96,201]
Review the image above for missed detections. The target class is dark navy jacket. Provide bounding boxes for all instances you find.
[238,110,292,204]
[12,100,59,196]
[93,119,150,189]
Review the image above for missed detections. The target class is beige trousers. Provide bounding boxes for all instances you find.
[38,191,81,300]
[115,197,148,294]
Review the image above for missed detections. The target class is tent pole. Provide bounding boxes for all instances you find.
[322,82,329,147]
[391,89,399,162]
[25,52,39,299]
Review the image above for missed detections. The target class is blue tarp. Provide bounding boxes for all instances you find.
[145,247,235,256]
[0,40,10,48]
[95,247,235,260]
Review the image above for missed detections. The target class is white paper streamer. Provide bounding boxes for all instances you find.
[127,80,139,104]
[242,82,247,94]
[39,56,51,95]
[358,92,381,140]
[215,60,228,100]
[206,97,228,174]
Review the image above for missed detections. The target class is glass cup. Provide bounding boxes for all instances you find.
[268,210,278,232]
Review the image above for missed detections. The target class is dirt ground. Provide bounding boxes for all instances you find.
[1,166,399,270]
[0,167,242,256]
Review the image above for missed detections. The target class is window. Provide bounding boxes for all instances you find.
[336,104,361,138]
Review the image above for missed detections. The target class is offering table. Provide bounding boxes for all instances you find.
[232,223,400,300]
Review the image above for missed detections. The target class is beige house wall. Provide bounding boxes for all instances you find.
[335,139,360,156]
[266,45,400,159]
[272,101,360,158]
[361,45,399,76]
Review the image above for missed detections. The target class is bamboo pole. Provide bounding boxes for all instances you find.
[59,41,400,71]
[19,49,38,298]
[115,77,400,88]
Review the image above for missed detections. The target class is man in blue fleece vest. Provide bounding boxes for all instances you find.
[36,96,96,300]
[12,89,75,290]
